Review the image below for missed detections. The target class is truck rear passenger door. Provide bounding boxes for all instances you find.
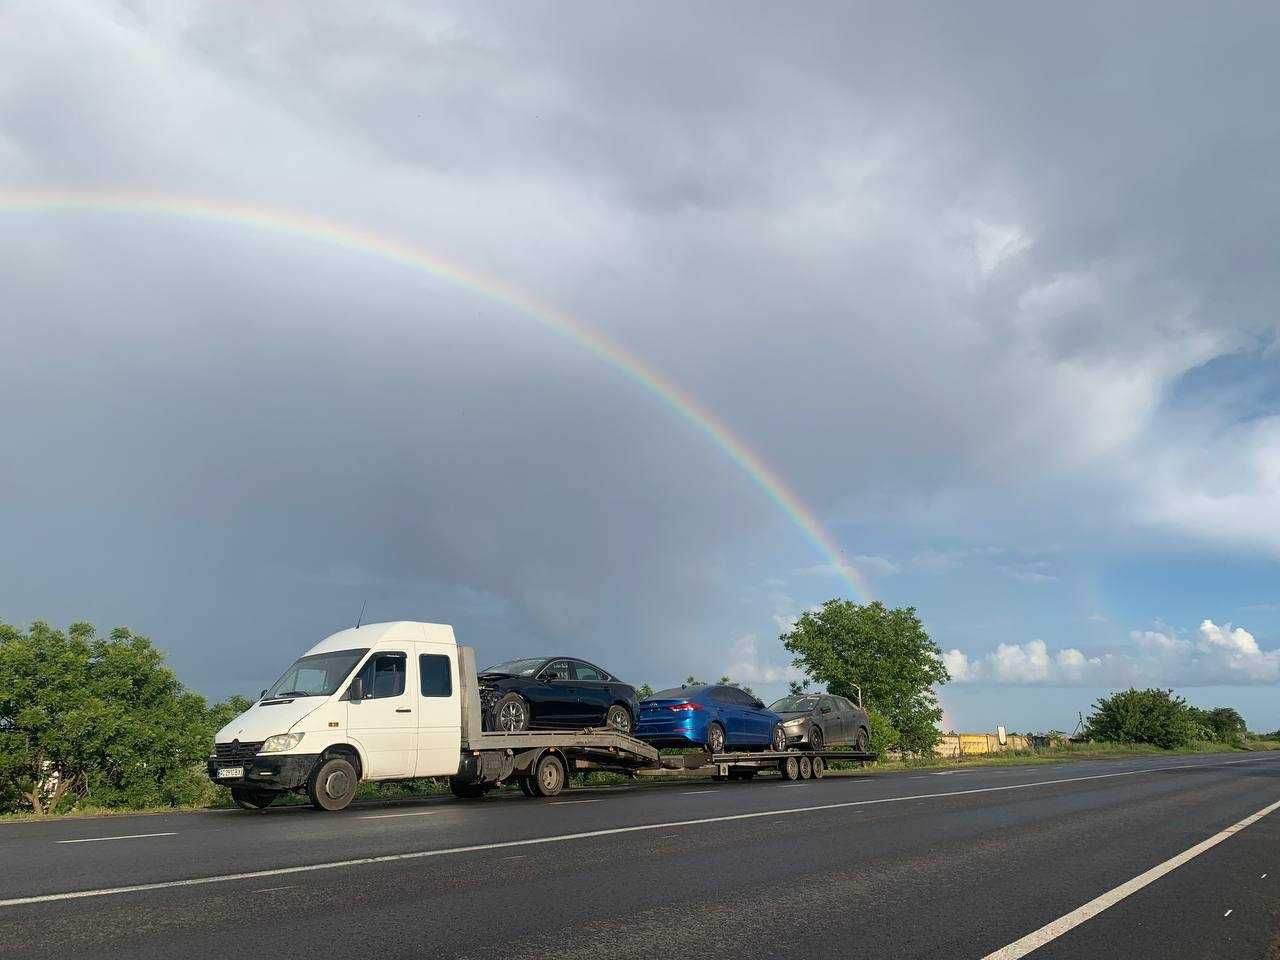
[416,646,461,777]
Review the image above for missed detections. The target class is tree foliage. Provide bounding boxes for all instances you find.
[781,600,949,755]
[0,620,239,815]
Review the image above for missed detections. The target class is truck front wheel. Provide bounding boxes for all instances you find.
[307,756,358,811]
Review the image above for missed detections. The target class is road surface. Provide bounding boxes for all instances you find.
[2,752,1278,959]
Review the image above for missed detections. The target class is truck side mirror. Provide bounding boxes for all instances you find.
[349,677,365,702]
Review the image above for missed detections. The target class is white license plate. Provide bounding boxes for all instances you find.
[217,766,244,779]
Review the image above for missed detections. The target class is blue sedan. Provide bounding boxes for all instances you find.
[636,684,788,753]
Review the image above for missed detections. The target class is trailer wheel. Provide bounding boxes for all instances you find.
[493,693,531,732]
[531,752,566,797]
[780,755,801,780]
[811,756,825,779]
[231,788,276,810]
[307,756,358,811]
[706,722,726,754]
[799,755,813,779]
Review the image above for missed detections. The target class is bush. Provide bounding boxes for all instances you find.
[1084,688,1201,749]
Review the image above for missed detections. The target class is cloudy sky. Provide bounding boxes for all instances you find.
[2,1,1278,731]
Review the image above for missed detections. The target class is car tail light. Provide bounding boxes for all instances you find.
[669,702,703,712]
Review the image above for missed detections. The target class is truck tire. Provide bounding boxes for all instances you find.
[231,788,276,810]
[780,755,801,780]
[770,723,788,752]
[531,752,566,797]
[799,755,813,779]
[606,704,634,734]
[706,722,726,754]
[493,693,531,732]
[811,756,825,779]
[808,725,824,751]
[307,756,358,811]
[450,778,487,799]
[518,776,536,797]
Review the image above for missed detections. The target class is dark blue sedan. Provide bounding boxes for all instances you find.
[636,684,788,753]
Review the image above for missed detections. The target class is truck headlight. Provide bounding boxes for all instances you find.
[260,732,305,753]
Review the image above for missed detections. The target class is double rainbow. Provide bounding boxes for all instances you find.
[0,190,872,602]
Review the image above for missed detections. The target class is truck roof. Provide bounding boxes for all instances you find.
[304,621,457,656]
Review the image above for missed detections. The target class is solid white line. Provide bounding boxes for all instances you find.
[254,885,297,893]
[8,755,1277,908]
[681,790,716,795]
[1224,909,1233,917]
[55,833,177,845]
[358,811,440,820]
[549,799,604,805]
[980,796,1280,960]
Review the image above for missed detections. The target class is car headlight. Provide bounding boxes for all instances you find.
[784,718,806,729]
[260,732,305,753]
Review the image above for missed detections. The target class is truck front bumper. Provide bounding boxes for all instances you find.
[207,754,319,791]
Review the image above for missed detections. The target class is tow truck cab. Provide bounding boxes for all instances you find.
[208,622,463,807]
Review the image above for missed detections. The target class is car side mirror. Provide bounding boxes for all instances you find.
[349,677,365,702]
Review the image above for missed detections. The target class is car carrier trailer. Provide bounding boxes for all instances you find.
[209,621,875,810]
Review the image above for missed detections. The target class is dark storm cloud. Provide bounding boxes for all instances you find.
[2,1,1278,699]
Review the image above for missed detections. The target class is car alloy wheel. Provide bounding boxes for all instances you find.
[771,724,788,752]
[707,722,726,754]
[809,725,824,751]
[606,705,633,734]
[495,694,530,732]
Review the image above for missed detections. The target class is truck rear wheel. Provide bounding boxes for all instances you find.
[518,776,536,797]
[307,757,358,811]
[231,788,276,810]
[531,752,566,797]
[811,756,825,779]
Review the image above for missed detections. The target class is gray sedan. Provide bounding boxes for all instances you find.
[769,693,870,752]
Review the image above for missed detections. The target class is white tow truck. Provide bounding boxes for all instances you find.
[208,621,873,811]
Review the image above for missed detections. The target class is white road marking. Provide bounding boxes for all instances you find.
[255,885,297,893]
[549,799,604,805]
[499,855,525,861]
[1262,873,1268,879]
[55,833,177,845]
[980,796,1280,960]
[9,755,1278,909]
[358,811,440,820]
[681,790,716,795]
[1224,909,1233,917]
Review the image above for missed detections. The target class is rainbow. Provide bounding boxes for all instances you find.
[0,189,873,601]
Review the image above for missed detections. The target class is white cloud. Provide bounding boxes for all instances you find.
[946,619,1280,687]
[794,555,899,578]
[722,633,805,686]
[998,561,1058,584]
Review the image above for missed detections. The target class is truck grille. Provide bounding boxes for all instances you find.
[213,741,263,761]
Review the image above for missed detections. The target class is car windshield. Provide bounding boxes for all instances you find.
[265,648,369,699]
[770,695,819,712]
[480,658,546,677]
[648,686,703,700]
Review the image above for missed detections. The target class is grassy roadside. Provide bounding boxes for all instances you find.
[4,739,1276,822]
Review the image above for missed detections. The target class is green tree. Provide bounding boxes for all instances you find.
[1084,688,1199,749]
[716,676,757,698]
[0,620,219,815]
[636,683,654,700]
[781,600,948,755]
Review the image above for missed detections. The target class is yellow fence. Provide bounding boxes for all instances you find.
[934,732,1031,758]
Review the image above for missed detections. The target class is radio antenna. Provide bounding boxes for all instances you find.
[355,599,367,629]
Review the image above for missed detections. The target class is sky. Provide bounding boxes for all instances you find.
[2,1,1279,733]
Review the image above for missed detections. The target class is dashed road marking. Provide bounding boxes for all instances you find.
[55,833,177,845]
[358,811,440,820]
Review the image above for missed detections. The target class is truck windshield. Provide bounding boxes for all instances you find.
[265,648,369,699]
[770,696,819,712]
[480,658,546,677]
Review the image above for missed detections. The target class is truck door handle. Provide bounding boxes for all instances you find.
[396,708,412,713]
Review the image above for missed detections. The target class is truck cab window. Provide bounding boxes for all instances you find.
[420,654,452,697]
[353,653,406,699]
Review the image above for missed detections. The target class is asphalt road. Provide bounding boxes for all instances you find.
[2,752,1278,959]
